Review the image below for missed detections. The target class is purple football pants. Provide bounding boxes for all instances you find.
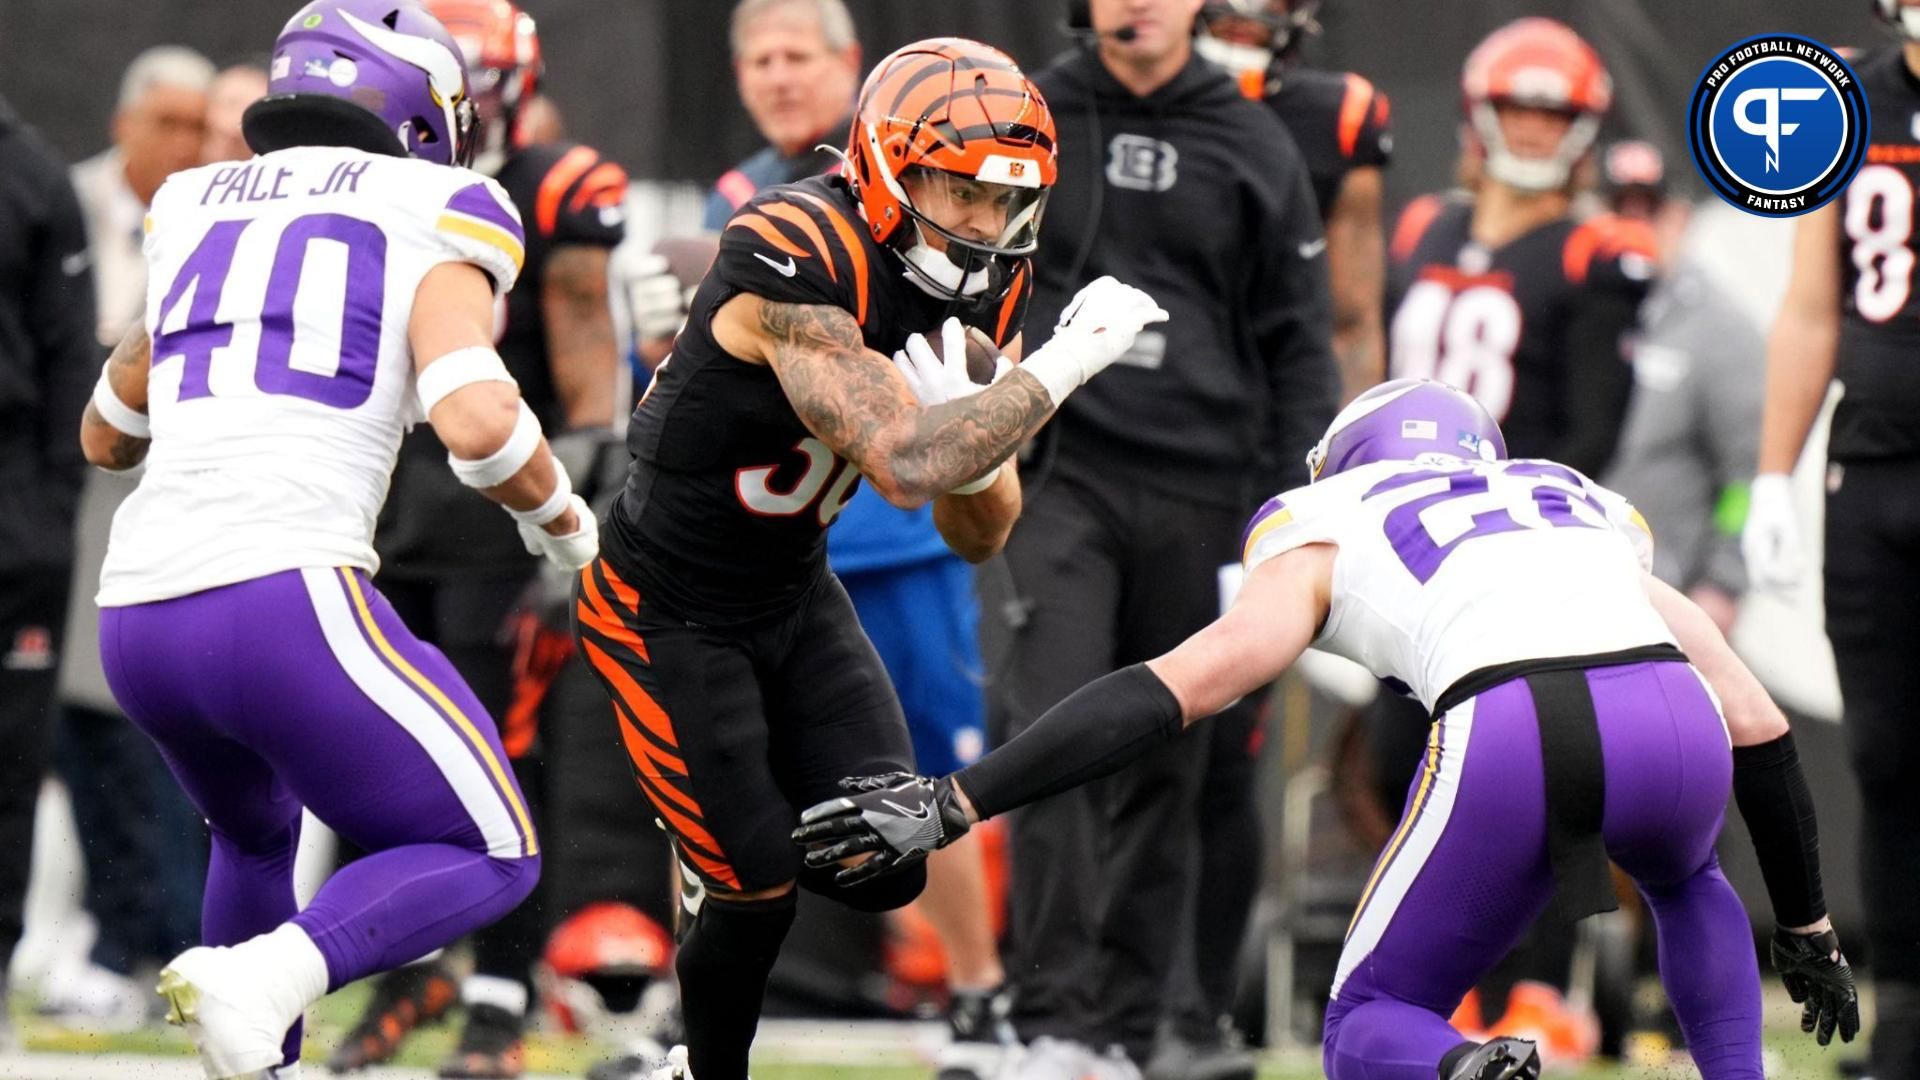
[1322,660,1761,1080]
[101,567,540,1062]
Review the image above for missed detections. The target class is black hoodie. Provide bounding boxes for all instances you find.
[1029,47,1337,512]
[0,96,98,573]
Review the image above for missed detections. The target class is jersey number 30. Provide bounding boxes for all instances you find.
[152,213,386,408]
[736,437,859,527]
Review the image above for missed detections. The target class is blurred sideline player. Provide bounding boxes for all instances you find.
[575,36,1168,1079]
[1157,3,1392,1070]
[1365,21,1656,1057]
[322,1,637,1075]
[78,0,604,1074]
[1745,3,1920,1075]
[798,379,1863,1080]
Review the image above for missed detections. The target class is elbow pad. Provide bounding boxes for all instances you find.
[448,400,542,489]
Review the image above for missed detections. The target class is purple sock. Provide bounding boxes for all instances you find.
[1643,857,1765,1080]
[290,844,538,989]
[1324,996,1468,1080]
[202,821,305,1064]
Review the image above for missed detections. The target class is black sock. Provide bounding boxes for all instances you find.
[675,890,798,1080]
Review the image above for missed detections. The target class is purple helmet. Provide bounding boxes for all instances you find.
[1305,378,1507,482]
[243,0,476,166]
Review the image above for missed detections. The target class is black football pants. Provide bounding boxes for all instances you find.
[1824,456,1920,1077]
[982,464,1251,1060]
[0,568,69,973]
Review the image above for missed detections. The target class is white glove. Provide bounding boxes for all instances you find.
[893,317,1010,407]
[894,318,1013,494]
[1018,275,1170,406]
[1741,472,1804,592]
[517,493,600,572]
[623,252,685,342]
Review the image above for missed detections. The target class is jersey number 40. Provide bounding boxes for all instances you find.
[152,213,386,408]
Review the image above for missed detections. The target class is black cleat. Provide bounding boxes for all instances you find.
[326,962,459,1072]
[436,1002,526,1078]
[1445,1037,1542,1080]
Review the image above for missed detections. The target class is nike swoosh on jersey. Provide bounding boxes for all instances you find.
[1298,237,1328,259]
[754,251,798,277]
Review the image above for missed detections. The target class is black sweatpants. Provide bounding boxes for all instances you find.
[1824,456,1920,1077]
[982,464,1247,1059]
[0,568,69,971]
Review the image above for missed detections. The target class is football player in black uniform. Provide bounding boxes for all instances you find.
[574,39,1164,1080]
[329,2,634,1075]
[1745,5,1920,1075]
[1370,19,1656,1057]
[1197,0,1390,402]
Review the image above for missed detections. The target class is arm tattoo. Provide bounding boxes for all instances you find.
[81,402,150,470]
[82,325,152,470]
[758,299,1055,501]
[542,245,617,426]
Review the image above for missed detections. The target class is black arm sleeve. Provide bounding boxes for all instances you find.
[1549,287,1640,476]
[951,663,1183,821]
[1253,149,1341,495]
[27,163,99,536]
[1733,731,1827,928]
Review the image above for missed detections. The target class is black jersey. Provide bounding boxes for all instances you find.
[604,174,1032,624]
[376,141,628,579]
[1833,46,1920,459]
[1257,66,1392,219]
[1385,193,1655,474]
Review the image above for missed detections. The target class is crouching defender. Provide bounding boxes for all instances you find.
[78,1,598,1075]
[799,378,1860,1080]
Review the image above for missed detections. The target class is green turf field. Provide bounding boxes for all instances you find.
[6,977,1865,1078]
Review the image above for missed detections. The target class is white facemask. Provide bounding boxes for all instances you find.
[900,224,995,299]
[1194,33,1273,77]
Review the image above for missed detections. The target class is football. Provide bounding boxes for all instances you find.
[923,324,1006,386]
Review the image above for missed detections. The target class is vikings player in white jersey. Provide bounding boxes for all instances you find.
[75,2,595,1076]
[799,380,1860,1080]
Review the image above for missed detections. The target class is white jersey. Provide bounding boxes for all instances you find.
[98,146,525,606]
[1242,455,1673,712]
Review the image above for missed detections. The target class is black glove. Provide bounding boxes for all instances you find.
[1771,926,1861,1045]
[791,773,971,886]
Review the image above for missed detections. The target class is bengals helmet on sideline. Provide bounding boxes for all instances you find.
[1460,18,1611,192]
[843,37,1056,297]
[423,0,542,166]
[1195,0,1324,74]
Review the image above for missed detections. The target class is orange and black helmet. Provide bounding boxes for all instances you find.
[844,37,1057,258]
[1460,18,1611,192]
[423,0,542,148]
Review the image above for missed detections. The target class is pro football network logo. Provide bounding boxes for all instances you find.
[1687,34,1867,217]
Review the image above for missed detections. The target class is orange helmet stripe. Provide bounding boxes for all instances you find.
[568,161,629,213]
[1338,74,1375,159]
[760,201,837,282]
[726,213,811,260]
[790,191,869,326]
[537,146,598,235]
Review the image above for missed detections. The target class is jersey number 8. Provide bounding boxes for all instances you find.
[151,213,386,408]
[1845,164,1915,324]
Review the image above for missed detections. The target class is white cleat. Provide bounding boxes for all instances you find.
[157,947,296,1079]
[647,1045,693,1079]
